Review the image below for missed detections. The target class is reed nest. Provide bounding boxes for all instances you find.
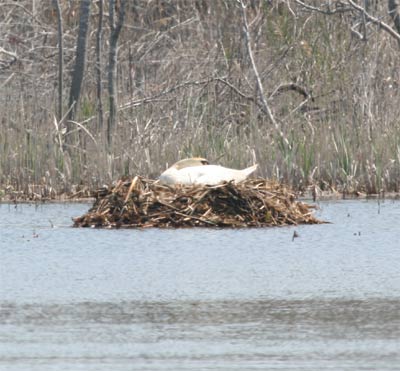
[73,176,322,228]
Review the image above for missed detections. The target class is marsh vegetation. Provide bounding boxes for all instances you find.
[1,0,400,198]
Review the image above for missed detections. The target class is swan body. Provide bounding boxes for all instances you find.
[159,158,258,186]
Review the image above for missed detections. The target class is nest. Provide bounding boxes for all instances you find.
[73,176,322,228]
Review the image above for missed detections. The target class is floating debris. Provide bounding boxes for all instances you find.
[73,176,322,228]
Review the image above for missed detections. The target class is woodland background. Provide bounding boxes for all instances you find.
[1,0,400,195]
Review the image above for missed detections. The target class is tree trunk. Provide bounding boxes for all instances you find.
[107,0,126,149]
[96,0,104,130]
[53,0,63,122]
[67,0,91,124]
[388,0,400,34]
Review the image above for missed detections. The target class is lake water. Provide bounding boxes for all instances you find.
[0,200,399,371]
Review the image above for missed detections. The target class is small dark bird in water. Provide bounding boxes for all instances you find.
[292,230,299,241]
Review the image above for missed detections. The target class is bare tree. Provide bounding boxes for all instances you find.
[53,0,63,121]
[67,0,91,124]
[239,0,290,148]
[96,0,104,130]
[107,0,127,148]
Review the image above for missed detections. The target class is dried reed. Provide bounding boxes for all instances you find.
[73,177,322,228]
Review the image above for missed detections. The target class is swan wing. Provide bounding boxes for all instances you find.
[179,165,257,185]
[160,164,258,185]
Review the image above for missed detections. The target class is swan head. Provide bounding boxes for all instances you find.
[171,157,209,170]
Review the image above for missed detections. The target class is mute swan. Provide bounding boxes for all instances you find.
[159,157,258,186]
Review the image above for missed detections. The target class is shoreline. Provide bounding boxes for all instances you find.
[1,181,400,204]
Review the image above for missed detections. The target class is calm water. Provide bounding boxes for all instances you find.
[0,200,399,371]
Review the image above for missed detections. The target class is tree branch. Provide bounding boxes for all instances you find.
[294,0,351,15]
[239,0,290,148]
[388,0,400,35]
[348,1,400,42]
[0,47,18,70]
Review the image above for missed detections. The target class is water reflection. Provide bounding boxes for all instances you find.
[2,298,400,330]
[1,299,399,371]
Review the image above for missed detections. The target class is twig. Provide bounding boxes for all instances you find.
[66,120,98,146]
[0,2,45,25]
[269,83,312,100]
[53,116,65,153]
[0,72,15,89]
[0,47,18,59]
[347,0,400,42]
[174,211,218,226]
[295,0,400,42]
[124,176,139,203]
[214,77,263,108]
[53,103,75,153]
[294,0,351,15]
[239,0,291,149]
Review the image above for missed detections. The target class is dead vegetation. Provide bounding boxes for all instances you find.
[2,1,400,195]
[73,177,322,228]
[0,183,92,202]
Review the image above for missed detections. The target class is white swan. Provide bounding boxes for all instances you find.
[159,158,258,186]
